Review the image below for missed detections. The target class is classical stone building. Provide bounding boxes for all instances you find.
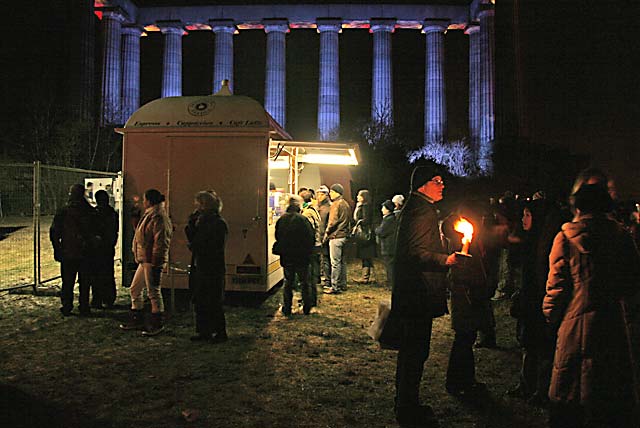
[90,0,495,172]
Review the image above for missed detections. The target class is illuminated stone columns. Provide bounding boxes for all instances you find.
[264,20,288,127]
[370,19,395,124]
[479,4,495,174]
[465,24,481,163]
[210,20,236,93]
[422,20,448,146]
[121,26,142,122]
[158,22,184,98]
[100,9,126,125]
[317,19,341,141]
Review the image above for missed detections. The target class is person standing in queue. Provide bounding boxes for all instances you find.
[119,189,172,336]
[92,189,119,308]
[323,183,352,295]
[185,190,229,343]
[50,184,98,316]
[391,165,458,428]
[274,195,315,316]
[316,185,332,288]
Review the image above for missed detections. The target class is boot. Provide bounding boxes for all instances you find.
[354,267,371,284]
[142,312,165,336]
[119,309,143,330]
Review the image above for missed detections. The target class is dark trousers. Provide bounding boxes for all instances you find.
[308,251,321,306]
[446,330,478,389]
[382,255,394,287]
[91,256,116,307]
[283,262,311,314]
[194,274,226,336]
[396,318,433,408]
[320,242,331,285]
[60,259,89,312]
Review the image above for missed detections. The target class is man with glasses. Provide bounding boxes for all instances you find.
[391,165,457,428]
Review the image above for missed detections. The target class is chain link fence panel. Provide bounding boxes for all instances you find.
[0,163,121,292]
[0,163,35,290]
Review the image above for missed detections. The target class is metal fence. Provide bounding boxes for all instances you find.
[0,162,121,292]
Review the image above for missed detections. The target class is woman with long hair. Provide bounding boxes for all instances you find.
[353,189,376,284]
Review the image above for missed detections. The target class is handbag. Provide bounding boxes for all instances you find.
[368,300,402,350]
[351,219,372,243]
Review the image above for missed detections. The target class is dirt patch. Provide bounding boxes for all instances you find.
[0,259,548,428]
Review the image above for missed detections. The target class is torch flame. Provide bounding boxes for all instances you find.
[454,217,474,254]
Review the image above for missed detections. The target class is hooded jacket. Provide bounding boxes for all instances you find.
[543,213,640,406]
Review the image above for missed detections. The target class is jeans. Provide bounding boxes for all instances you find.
[130,263,164,313]
[283,262,311,314]
[60,258,90,312]
[320,242,332,285]
[396,318,433,408]
[329,237,347,291]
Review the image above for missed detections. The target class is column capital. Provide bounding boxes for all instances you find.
[157,20,185,35]
[98,7,128,23]
[478,3,495,18]
[370,18,396,34]
[209,19,237,34]
[316,18,342,34]
[422,19,449,34]
[464,24,480,35]
[122,25,143,37]
[263,19,289,34]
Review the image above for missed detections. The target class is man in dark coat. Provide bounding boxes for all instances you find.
[375,199,397,288]
[50,183,98,316]
[274,195,315,315]
[391,166,457,428]
[92,190,119,308]
[186,190,229,343]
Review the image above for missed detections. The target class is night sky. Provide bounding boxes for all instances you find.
[3,0,638,197]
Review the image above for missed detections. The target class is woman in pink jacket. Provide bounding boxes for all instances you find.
[120,189,172,336]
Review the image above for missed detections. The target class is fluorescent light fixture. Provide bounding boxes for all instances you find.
[299,151,358,166]
[268,157,289,169]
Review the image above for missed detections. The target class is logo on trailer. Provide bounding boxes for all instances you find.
[187,99,215,116]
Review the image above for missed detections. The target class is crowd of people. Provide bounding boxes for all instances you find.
[49,165,639,428]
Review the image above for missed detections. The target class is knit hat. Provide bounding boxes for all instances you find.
[410,164,445,192]
[330,183,344,195]
[382,200,395,212]
[316,185,330,195]
[392,194,405,206]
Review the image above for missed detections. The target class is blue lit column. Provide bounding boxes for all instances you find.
[370,19,395,125]
[158,22,184,98]
[121,26,142,122]
[264,20,288,127]
[479,4,495,174]
[100,9,126,125]
[317,19,341,141]
[210,20,236,93]
[422,20,448,146]
[465,24,480,164]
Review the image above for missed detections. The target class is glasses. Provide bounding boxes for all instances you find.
[430,178,445,186]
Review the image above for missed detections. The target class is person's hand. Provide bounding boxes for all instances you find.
[445,253,458,266]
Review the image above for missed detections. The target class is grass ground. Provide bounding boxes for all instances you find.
[0,258,549,428]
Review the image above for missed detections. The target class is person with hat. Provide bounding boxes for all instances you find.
[390,165,458,428]
[316,185,332,288]
[323,183,352,294]
[375,199,397,288]
[544,180,640,428]
[392,194,405,218]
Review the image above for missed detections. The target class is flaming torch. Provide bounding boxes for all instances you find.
[453,217,474,258]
